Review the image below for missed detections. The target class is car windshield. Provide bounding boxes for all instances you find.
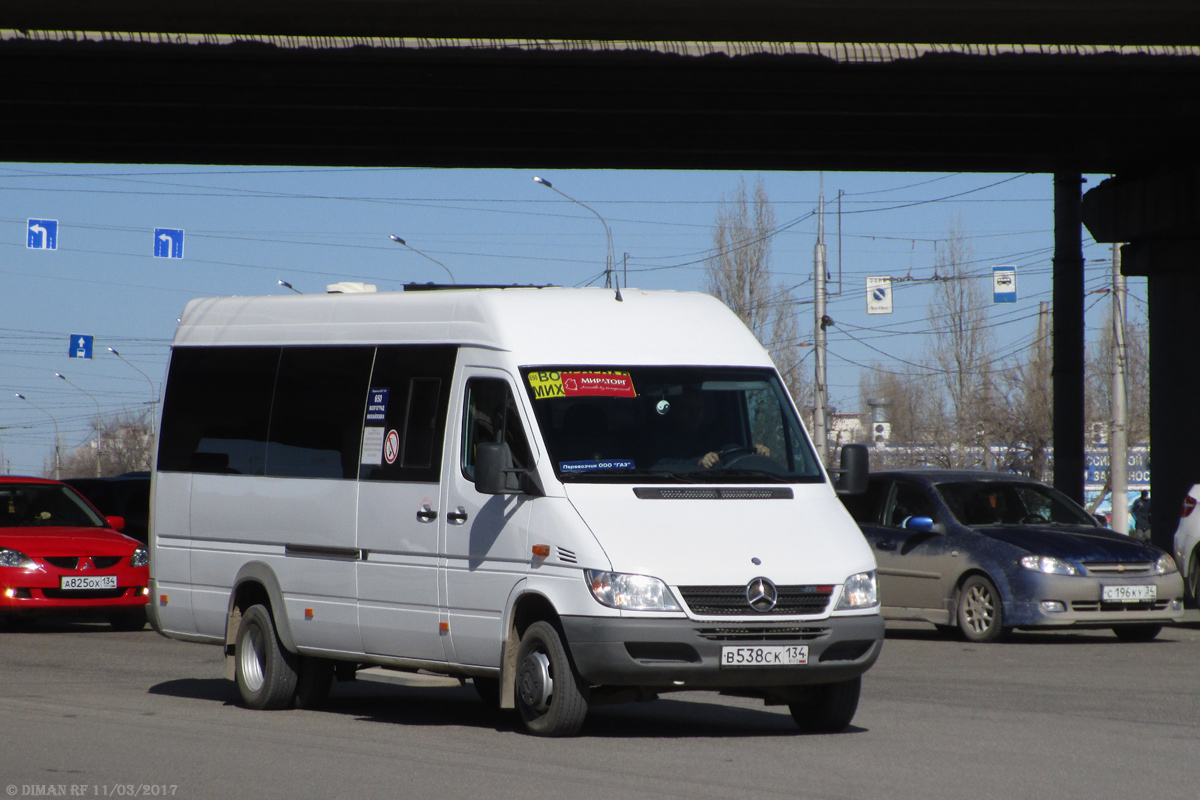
[0,483,107,528]
[936,480,1096,527]
[520,366,824,483]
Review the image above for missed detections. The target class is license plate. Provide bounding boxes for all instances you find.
[721,645,808,667]
[60,575,118,591]
[1102,584,1156,602]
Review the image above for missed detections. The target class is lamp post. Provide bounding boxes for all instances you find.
[389,235,456,284]
[108,347,158,431]
[533,176,615,289]
[16,393,60,479]
[56,372,103,477]
[278,280,302,294]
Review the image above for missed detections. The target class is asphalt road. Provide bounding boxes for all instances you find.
[1,617,1197,800]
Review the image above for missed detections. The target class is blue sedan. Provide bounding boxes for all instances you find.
[840,470,1184,642]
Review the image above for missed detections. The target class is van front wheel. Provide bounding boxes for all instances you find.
[235,604,299,710]
[515,621,588,737]
[788,677,861,733]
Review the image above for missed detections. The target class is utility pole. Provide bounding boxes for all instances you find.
[813,180,829,464]
[1110,243,1129,534]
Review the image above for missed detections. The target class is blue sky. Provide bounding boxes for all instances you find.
[0,165,1133,476]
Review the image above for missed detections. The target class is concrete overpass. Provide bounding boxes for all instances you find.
[2,1,1199,551]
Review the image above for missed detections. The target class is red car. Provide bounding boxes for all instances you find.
[0,476,149,631]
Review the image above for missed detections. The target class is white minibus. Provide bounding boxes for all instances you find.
[149,285,882,736]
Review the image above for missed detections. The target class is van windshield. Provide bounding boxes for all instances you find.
[520,366,824,484]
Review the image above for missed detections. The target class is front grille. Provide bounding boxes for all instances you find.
[1071,599,1171,612]
[695,625,829,642]
[41,588,126,600]
[43,557,79,569]
[93,556,123,569]
[1084,562,1154,576]
[678,585,833,616]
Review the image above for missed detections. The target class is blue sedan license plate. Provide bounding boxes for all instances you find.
[1102,584,1155,602]
[721,645,808,667]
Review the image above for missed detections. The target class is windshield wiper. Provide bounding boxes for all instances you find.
[699,468,792,483]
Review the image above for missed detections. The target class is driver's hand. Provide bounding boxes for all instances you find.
[699,451,719,469]
[755,444,771,457]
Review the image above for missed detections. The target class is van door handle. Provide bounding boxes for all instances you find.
[876,539,897,551]
[416,507,437,523]
[447,508,469,525]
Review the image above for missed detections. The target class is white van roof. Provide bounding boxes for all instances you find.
[172,287,775,367]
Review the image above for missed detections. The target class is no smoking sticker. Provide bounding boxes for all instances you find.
[383,429,400,465]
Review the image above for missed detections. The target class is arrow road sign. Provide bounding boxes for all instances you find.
[154,228,184,259]
[27,219,58,250]
[69,334,94,359]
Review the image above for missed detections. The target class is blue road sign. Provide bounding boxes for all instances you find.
[69,334,94,359]
[27,219,58,250]
[992,265,1017,304]
[154,228,185,259]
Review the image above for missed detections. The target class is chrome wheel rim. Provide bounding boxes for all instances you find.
[962,584,995,635]
[240,625,266,692]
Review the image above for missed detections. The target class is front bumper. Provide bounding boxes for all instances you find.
[1005,570,1184,628]
[561,612,883,689]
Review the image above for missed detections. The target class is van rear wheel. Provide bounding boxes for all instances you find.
[788,677,861,733]
[515,621,588,737]
[235,604,299,710]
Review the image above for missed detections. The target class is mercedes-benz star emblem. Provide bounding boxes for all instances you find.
[746,577,778,612]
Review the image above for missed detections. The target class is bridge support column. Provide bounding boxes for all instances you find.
[1053,173,1086,505]
[1083,167,1200,552]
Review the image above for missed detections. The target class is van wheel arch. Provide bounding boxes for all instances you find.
[224,562,296,656]
[500,592,566,710]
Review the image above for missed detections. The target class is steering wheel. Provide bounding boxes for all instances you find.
[716,445,758,467]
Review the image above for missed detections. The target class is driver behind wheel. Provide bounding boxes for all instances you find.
[670,391,770,469]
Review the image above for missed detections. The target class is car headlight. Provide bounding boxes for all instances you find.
[836,571,878,609]
[1155,553,1178,575]
[1019,555,1080,576]
[130,547,149,568]
[0,548,36,569]
[585,570,681,611]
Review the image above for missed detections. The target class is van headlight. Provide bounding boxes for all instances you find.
[836,571,878,609]
[585,570,681,611]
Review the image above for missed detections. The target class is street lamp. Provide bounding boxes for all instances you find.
[55,372,103,477]
[108,347,158,429]
[389,235,456,284]
[278,280,302,294]
[533,176,616,289]
[15,393,60,480]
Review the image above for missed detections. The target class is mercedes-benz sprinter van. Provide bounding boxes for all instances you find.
[149,285,882,736]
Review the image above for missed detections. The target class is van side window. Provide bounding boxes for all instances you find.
[157,346,280,475]
[359,345,456,483]
[265,346,376,479]
[461,378,532,485]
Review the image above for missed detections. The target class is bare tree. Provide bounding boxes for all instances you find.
[1087,307,1150,445]
[57,412,153,479]
[928,220,997,467]
[706,177,811,410]
[992,310,1054,480]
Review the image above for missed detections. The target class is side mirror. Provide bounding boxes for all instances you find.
[106,515,126,532]
[474,442,545,497]
[902,516,936,532]
[834,443,869,496]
